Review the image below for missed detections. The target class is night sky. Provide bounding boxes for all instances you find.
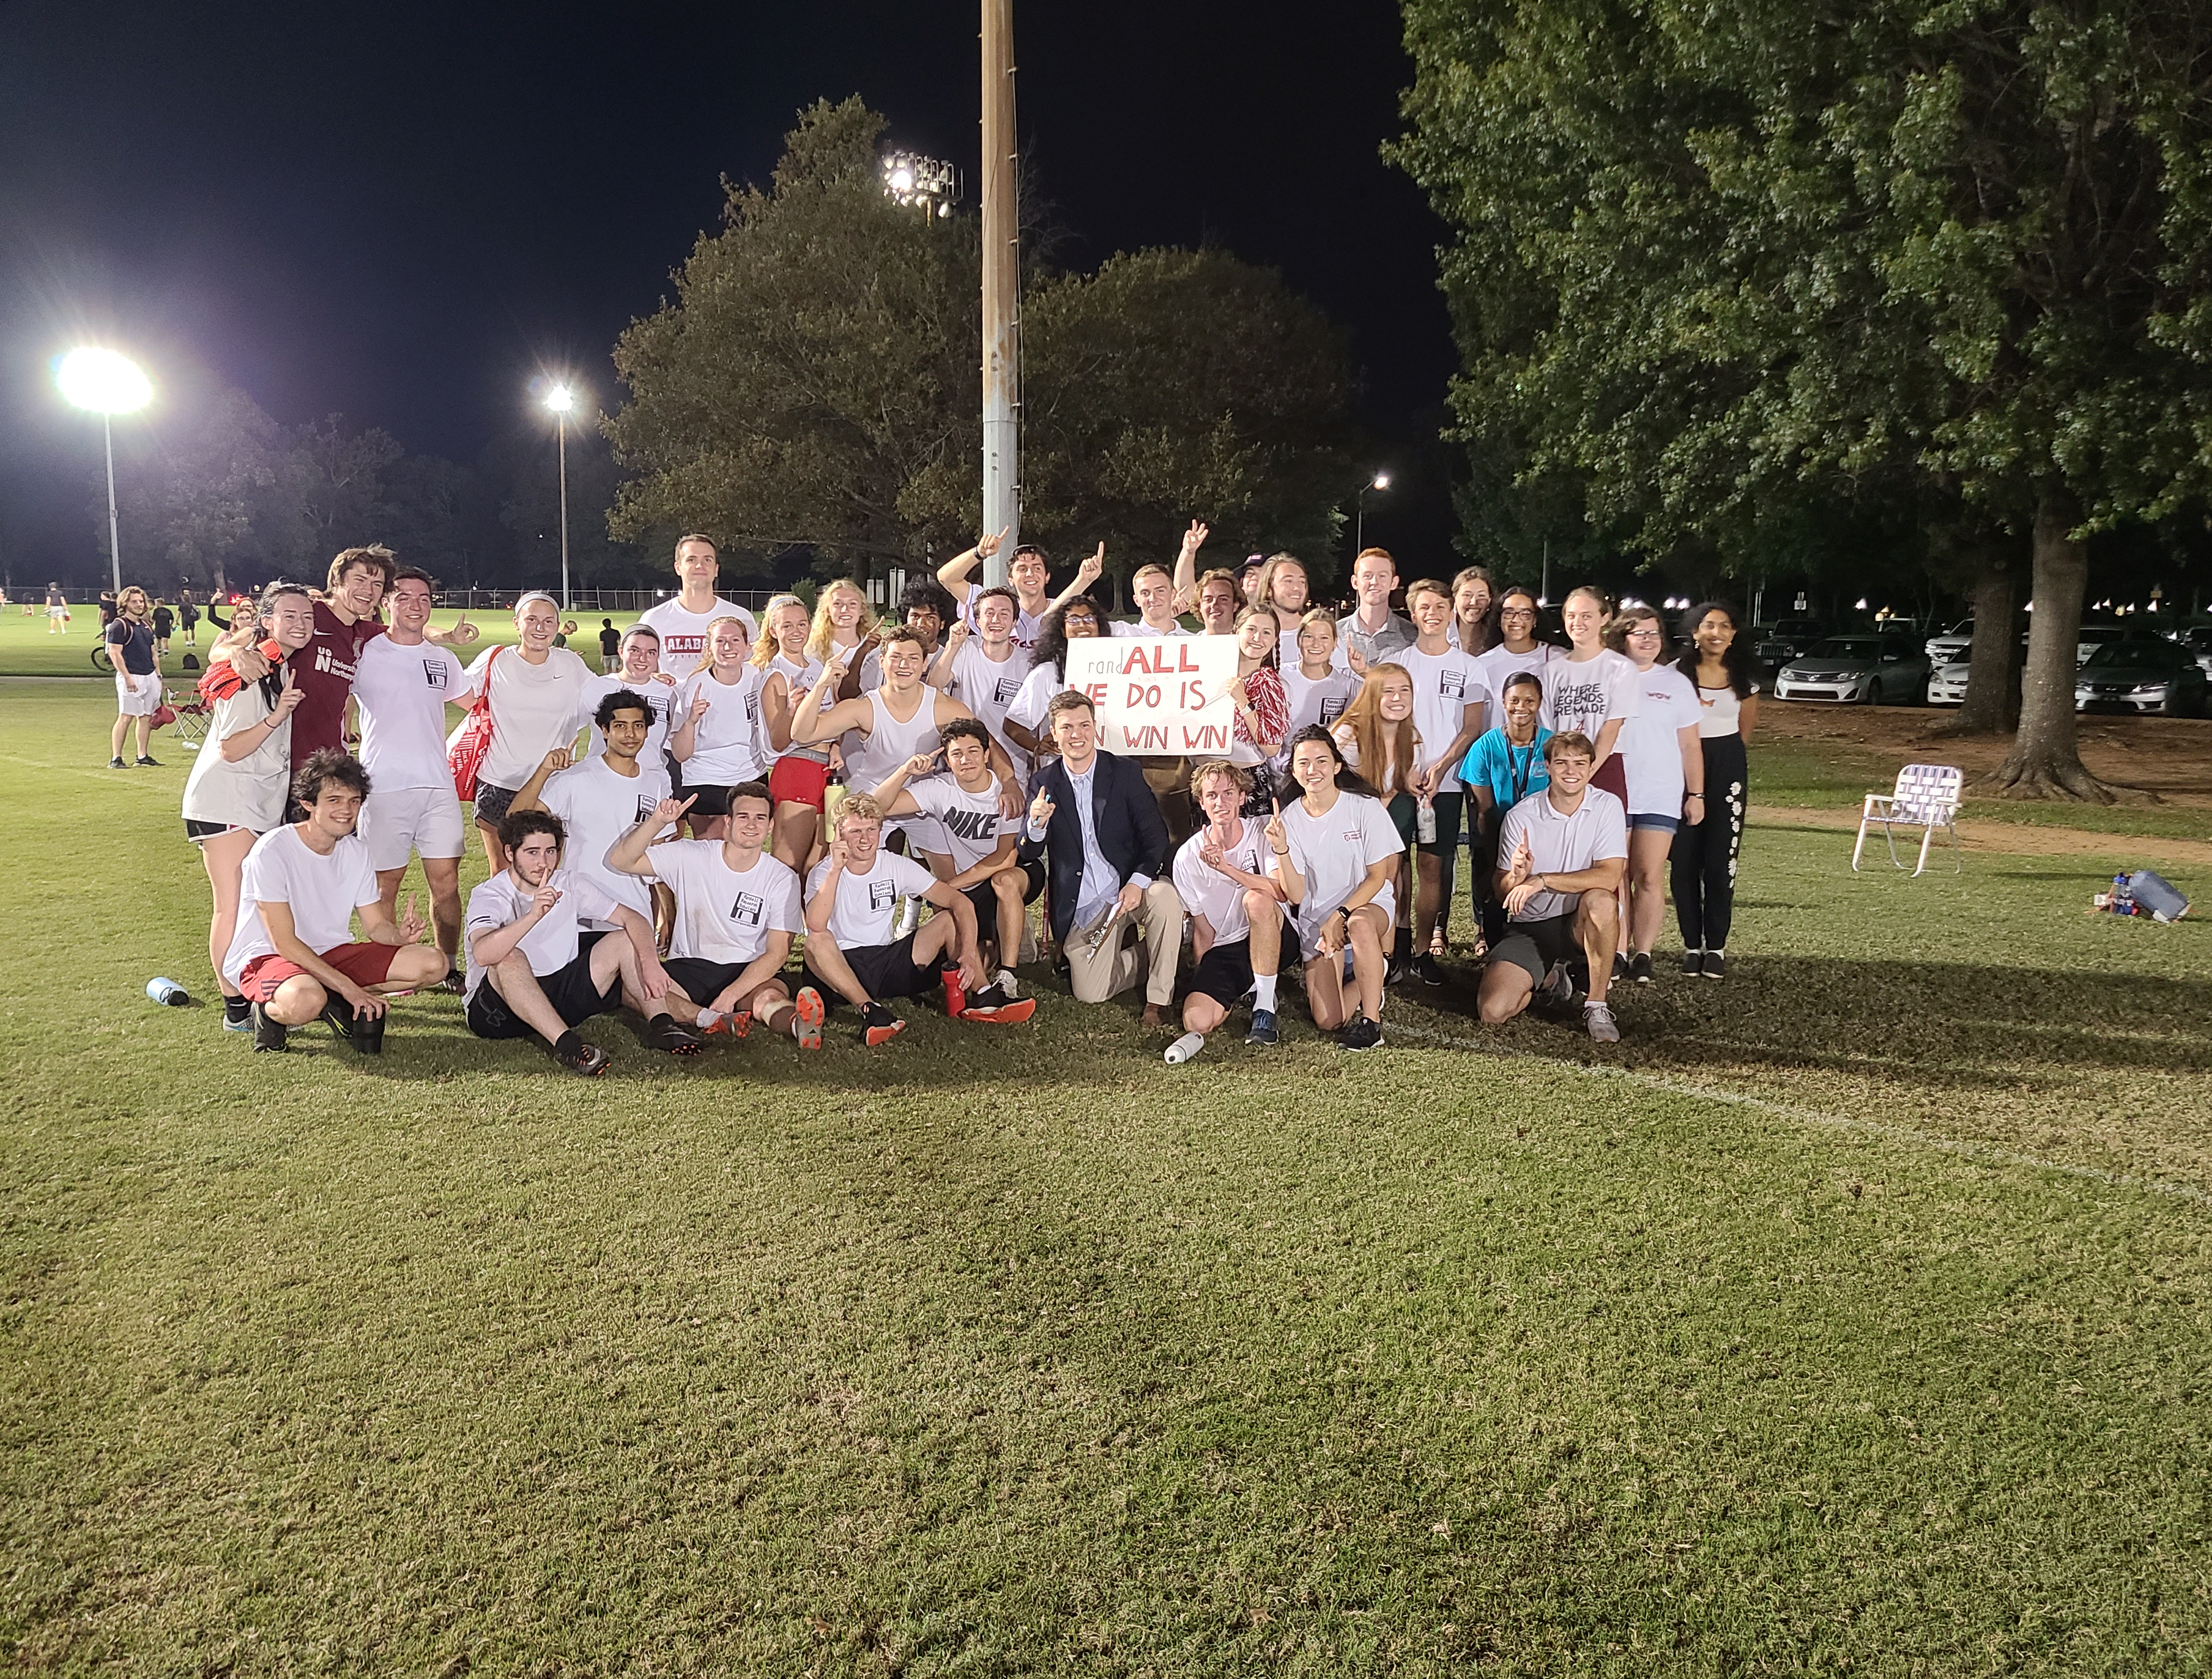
[0,0,1457,591]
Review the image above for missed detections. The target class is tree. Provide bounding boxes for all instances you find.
[607,98,1364,585]
[1022,248,1360,576]
[606,97,981,577]
[1394,0,2212,798]
[115,385,288,596]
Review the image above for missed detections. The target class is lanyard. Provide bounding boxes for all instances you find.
[1505,738,1538,806]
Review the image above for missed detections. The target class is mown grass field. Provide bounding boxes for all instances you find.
[3,675,2210,1674]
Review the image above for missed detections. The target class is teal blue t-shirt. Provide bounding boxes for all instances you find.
[1461,727,1553,812]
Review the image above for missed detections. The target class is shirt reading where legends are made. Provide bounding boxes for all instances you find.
[1063,636,1240,756]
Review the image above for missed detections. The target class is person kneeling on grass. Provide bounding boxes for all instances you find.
[462,809,704,1075]
[220,749,451,1054]
[869,717,1041,1009]
[1476,730,1627,1044]
[1164,760,1289,1063]
[1267,726,1403,1051]
[803,792,1026,1046]
[604,784,827,1049]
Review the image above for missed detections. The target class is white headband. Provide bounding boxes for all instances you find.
[514,591,559,616]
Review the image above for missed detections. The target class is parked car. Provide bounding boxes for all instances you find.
[1753,618,1827,665]
[1774,634,1932,704]
[1924,618,1973,663]
[2073,641,2210,716]
[2073,623,2164,665]
[2172,624,2212,680]
[1925,650,1971,706]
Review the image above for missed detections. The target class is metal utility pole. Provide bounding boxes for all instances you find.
[102,413,123,596]
[555,409,571,612]
[979,0,1020,587]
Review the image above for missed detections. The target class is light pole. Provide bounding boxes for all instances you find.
[57,348,152,595]
[544,384,574,610]
[981,0,1020,587]
[1355,471,1390,555]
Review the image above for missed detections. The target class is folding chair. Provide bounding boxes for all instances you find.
[1852,763,1962,877]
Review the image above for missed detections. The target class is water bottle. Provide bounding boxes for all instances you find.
[146,977,191,1007]
[2114,873,2136,917]
[1416,799,1438,845]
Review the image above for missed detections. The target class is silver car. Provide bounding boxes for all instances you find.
[1775,634,1932,704]
[1925,652,1970,706]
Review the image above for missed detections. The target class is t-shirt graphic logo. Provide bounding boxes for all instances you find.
[732,891,764,928]
[867,880,897,912]
[944,807,997,841]
[422,659,448,690]
[635,795,659,823]
[1320,696,1348,724]
[1439,669,1466,699]
[993,677,1022,705]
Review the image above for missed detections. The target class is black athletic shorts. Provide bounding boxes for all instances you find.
[473,782,519,829]
[1487,913,1581,987]
[466,932,617,1039]
[681,782,736,819]
[806,933,940,1004]
[961,859,1045,940]
[663,955,787,1009]
[1186,936,1255,1009]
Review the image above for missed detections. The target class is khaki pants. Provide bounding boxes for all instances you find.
[1141,755,1196,849]
[1066,879,1184,1007]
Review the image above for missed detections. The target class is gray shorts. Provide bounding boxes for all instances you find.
[1487,914,1580,987]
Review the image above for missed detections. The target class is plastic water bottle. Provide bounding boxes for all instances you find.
[146,977,191,1007]
[1416,799,1438,844]
[2114,873,2136,917]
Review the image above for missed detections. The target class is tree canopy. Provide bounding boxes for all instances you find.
[1394,0,2212,796]
[606,98,1364,588]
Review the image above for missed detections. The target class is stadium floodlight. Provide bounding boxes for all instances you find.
[881,150,961,214]
[58,347,152,595]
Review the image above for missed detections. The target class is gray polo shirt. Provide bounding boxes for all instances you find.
[1336,609,1416,671]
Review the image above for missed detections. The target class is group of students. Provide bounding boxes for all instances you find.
[163,527,1758,1070]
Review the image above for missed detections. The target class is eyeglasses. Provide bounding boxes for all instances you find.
[1499,607,1537,620]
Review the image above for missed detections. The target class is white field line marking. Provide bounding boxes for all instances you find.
[1380,1019,2212,1210]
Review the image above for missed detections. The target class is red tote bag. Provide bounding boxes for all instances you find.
[446,645,500,801]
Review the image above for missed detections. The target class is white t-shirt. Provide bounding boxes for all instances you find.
[1171,819,1274,945]
[902,773,1012,873]
[765,653,833,762]
[945,639,1033,780]
[1008,659,1067,733]
[672,665,768,785]
[578,673,675,768]
[221,826,380,985]
[637,597,759,680]
[1110,620,1187,637]
[1495,786,1629,922]
[538,754,673,926]
[182,684,289,832]
[805,848,938,951]
[1696,680,1757,738]
[353,636,469,790]
[1539,649,1641,749]
[1475,643,1563,735]
[466,646,593,791]
[1619,664,1702,817]
[1282,665,1359,743]
[957,590,1048,656]
[1396,643,1488,791]
[462,866,621,997]
[648,839,803,966]
[1279,791,1403,957]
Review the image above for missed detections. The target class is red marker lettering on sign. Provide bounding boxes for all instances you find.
[1126,683,1162,708]
[1085,683,1108,705]
[1181,680,1207,709]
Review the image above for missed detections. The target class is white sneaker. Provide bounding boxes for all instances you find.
[1538,960,1576,1006]
[1584,1001,1620,1044]
[995,968,1020,999]
[1164,1031,1204,1065]
[892,896,923,940]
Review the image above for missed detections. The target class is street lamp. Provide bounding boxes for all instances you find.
[543,383,574,610]
[57,347,152,595]
[1355,471,1391,555]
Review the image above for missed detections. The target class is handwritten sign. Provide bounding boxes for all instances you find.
[1064,635,1239,757]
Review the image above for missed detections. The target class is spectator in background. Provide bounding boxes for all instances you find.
[46,582,69,634]
[597,618,621,673]
[150,598,174,660]
[105,585,163,768]
[178,587,200,646]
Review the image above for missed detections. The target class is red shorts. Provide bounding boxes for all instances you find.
[239,941,400,1001]
[1590,754,1628,801]
[768,754,832,812]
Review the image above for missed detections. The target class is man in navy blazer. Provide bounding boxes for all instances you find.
[1020,689,1181,1025]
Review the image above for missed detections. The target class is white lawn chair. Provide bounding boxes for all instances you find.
[1852,763,1962,877]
